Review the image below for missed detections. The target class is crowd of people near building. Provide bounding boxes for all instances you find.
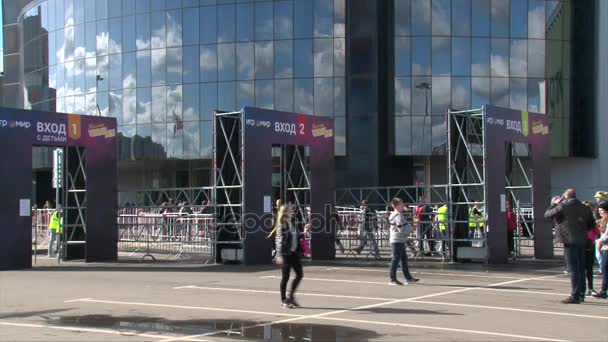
[545,189,608,304]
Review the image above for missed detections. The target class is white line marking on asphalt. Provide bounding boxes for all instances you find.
[0,320,208,341]
[317,316,568,342]
[409,300,608,320]
[64,298,92,303]
[65,298,302,318]
[325,267,564,281]
[259,275,406,286]
[173,285,396,301]
[479,288,568,297]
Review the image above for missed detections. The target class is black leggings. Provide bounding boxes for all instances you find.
[280,253,303,302]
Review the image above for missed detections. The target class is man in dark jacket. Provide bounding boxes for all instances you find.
[544,189,595,304]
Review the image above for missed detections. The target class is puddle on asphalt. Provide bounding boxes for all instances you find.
[47,315,381,341]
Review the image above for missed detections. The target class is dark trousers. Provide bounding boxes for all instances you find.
[507,230,515,253]
[601,251,608,293]
[280,253,303,302]
[564,244,586,299]
[584,244,595,291]
[418,223,435,252]
[389,242,414,281]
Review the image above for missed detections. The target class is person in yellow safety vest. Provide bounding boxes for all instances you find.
[435,204,448,252]
[47,208,63,257]
[469,203,485,240]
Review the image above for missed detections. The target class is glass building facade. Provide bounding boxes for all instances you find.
[391,0,570,156]
[1,0,597,189]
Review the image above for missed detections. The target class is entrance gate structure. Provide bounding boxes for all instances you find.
[214,107,334,265]
[0,108,117,270]
[335,105,551,264]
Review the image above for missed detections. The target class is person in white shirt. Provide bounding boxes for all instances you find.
[388,198,419,285]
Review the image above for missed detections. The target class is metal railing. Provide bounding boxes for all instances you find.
[117,206,215,261]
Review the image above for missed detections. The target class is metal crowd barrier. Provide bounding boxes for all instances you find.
[335,208,487,262]
[117,207,215,261]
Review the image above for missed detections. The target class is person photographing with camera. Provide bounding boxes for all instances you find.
[544,189,595,304]
[388,198,419,285]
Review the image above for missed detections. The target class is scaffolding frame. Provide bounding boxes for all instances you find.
[213,110,246,259]
[60,146,88,261]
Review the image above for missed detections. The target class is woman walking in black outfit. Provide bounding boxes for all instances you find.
[270,205,304,309]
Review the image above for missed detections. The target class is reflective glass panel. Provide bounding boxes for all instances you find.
[395,37,410,77]
[528,39,545,78]
[411,0,431,36]
[151,12,166,49]
[255,41,274,79]
[122,52,136,88]
[96,56,109,91]
[491,77,509,107]
[151,124,167,159]
[96,20,109,57]
[183,10,200,46]
[109,53,122,90]
[411,76,431,115]
[314,0,333,37]
[200,45,218,82]
[452,37,470,76]
[137,87,152,124]
[314,39,333,77]
[136,14,151,50]
[200,83,218,121]
[152,86,167,123]
[183,83,200,121]
[412,37,431,76]
[432,0,451,36]
[395,77,411,116]
[452,0,471,36]
[431,76,450,115]
[314,78,333,116]
[74,0,85,25]
[275,40,294,78]
[236,3,254,41]
[200,121,213,158]
[237,42,255,80]
[527,78,545,113]
[218,5,236,43]
[237,80,255,109]
[528,0,545,39]
[108,18,122,54]
[471,0,490,37]
[294,78,313,114]
[123,88,136,124]
[256,79,274,110]
[122,16,137,52]
[218,82,236,111]
[183,46,200,83]
[274,79,294,112]
[491,0,509,37]
[335,0,345,36]
[294,39,313,77]
[334,38,345,77]
[491,38,509,77]
[255,2,273,41]
[431,115,447,155]
[334,78,345,116]
[274,1,293,40]
[218,43,236,81]
[167,10,182,48]
[85,0,96,23]
[96,0,108,19]
[123,0,136,15]
[471,38,489,76]
[334,117,346,156]
[137,50,151,87]
[151,49,167,85]
[183,121,200,159]
[294,0,313,39]
[432,37,450,75]
[510,39,527,77]
[85,57,97,92]
[395,116,412,155]
[200,6,218,44]
[471,77,490,108]
[167,85,183,121]
[109,91,122,125]
[136,0,151,13]
[167,47,183,84]
[451,77,471,110]
[510,0,528,38]
[395,0,411,36]
[152,0,166,11]
[412,116,432,155]
[510,78,527,111]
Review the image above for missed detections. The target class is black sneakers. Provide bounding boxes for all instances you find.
[591,291,607,299]
[560,296,581,304]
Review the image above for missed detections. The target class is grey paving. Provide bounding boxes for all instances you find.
[1,258,606,341]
